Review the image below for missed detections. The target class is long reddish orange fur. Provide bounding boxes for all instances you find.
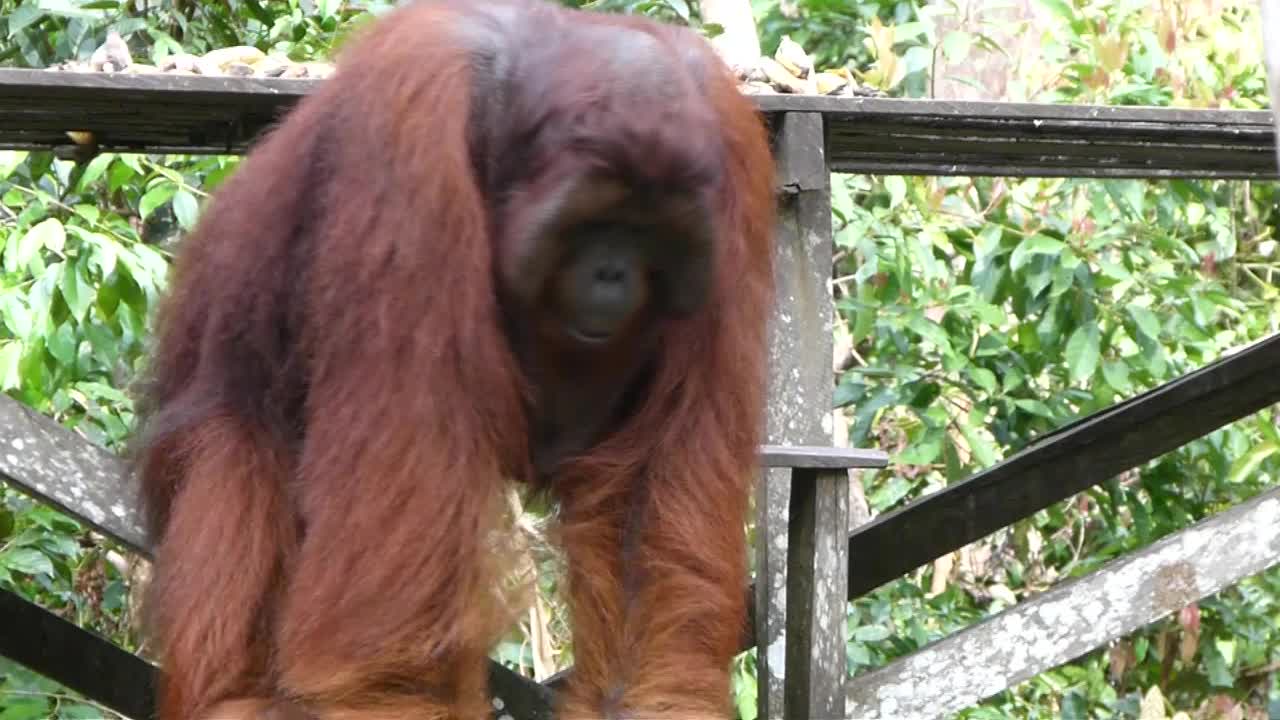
[133,1,775,719]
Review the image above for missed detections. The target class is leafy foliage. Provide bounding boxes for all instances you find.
[798,0,1280,717]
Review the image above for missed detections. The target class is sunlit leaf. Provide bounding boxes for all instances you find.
[1101,359,1131,393]
[1065,325,1101,384]
[1010,234,1066,272]
[16,218,65,269]
[173,188,200,230]
[1227,442,1278,484]
[0,342,22,391]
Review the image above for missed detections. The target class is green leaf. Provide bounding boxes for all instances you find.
[853,625,892,642]
[16,218,64,269]
[173,188,200,230]
[1,547,54,577]
[0,293,31,339]
[664,0,691,20]
[47,322,77,367]
[0,698,49,720]
[108,158,137,193]
[76,152,114,191]
[867,476,916,512]
[28,262,61,324]
[833,378,864,408]
[1009,234,1065,272]
[898,426,943,465]
[0,150,26,179]
[58,704,107,720]
[1126,304,1162,342]
[907,313,952,353]
[967,366,998,394]
[959,422,998,468]
[885,176,907,209]
[60,259,96,321]
[1098,259,1132,281]
[1104,179,1146,219]
[5,6,43,37]
[83,322,120,366]
[87,234,118,278]
[942,30,972,63]
[1215,637,1236,665]
[972,301,1006,326]
[2,229,19,274]
[1205,643,1234,687]
[1025,263,1053,299]
[1227,442,1278,484]
[1001,365,1026,392]
[0,341,22,391]
[74,381,129,404]
[733,672,757,720]
[892,22,928,41]
[1014,398,1055,419]
[1065,325,1101,384]
[1059,690,1087,720]
[72,203,100,225]
[1037,0,1076,23]
[139,180,177,220]
[1101,359,1131,393]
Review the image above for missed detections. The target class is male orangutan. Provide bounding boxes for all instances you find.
[132,0,776,719]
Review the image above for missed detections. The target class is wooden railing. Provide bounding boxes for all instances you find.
[0,67,1278,720]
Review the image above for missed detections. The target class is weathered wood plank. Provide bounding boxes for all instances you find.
[0,69,1273,177]
[783,468,848,720]
[757,110,839,720]
[759,445,887,470]
[0,589,157,720]
[1,586,555,720]
[0,399,146,555]
[846,484,1280,719]
[845,332,1280,600]
[750,93,1272,124]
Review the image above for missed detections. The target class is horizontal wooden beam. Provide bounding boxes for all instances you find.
[845,332,1280,600]
[0,69,1273,178]
[755,94,1277,178]
[0,587,554,720]
[0,589,156,720]
[0,397,147,555]
[760,445,887,469]
[0,391,884,563]
[846,484,1280,719]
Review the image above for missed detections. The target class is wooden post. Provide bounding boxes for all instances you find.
[1263,0,1280,170]
[756,111,842,720]
[784,467,849,720]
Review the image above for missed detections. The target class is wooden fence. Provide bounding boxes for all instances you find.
[0,65,1278,720]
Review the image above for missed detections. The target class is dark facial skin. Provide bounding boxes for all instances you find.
[552,225,653,345]
[498,187,714,479]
